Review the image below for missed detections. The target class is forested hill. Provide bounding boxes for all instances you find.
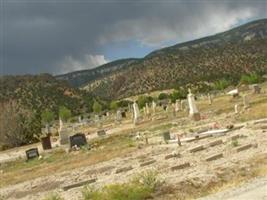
[57,18,267,99]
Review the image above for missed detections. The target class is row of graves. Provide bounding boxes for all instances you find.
[26,83,263,161]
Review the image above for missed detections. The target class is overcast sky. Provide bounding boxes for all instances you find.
[0,0,266,75]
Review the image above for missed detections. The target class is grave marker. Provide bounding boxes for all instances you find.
[171,162,190,171]
[205,153,223,161]
[25,148,39,160]
[69,133,87,148]
[188,89,200,121]
[97,129,106,137]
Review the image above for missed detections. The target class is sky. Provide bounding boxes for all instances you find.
[0,0,266,75]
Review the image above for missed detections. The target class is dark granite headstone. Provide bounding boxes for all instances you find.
[26,148,39,160]
[121,111,126,118]
[69,133,87,148]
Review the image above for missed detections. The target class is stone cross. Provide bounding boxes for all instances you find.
[187,89,200,121]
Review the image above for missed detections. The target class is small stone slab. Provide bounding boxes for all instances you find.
[171,162,190,171]
[229,134,240,141]
[236,144,253,152]
[205,153,223,161]
[140,160,156,167]
[189,145,205,153]
[208,139,223,147]
[165,153,181,160]
[62,178,97,191]
[115,166,133,174]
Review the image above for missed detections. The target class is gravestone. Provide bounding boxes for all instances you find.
[59,129,70,145]
[133,102,140,125]
[97,129,106,137]
[251,84,261,94]
[163,131,171,142]
[152,101,156,113]
[208,93,212,105]
[69,133,87,148]
[243,95,250,109]
[116,110,122,122]
[187,89,200,121]
[175,100,180,112]
[121,111,126,118]
[26,148,39,160]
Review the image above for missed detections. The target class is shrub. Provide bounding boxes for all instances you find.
[158,93,169,100]
[110,101,118,111]
[82,170,159,200]
[0,101,42,149]
[92,100,102,113]
[231,139,239,147]
[240,72,262,85]
[213,79,231,91]
[59,106,71,122]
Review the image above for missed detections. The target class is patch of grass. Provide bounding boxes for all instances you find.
[82,170,160,200]
[231,139,239,147]
[43,193,63,200]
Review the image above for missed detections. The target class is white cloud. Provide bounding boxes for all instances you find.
[99,2,261,47]
[57,54,108,74]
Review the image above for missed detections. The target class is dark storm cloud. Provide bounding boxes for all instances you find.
[0,0,266,75]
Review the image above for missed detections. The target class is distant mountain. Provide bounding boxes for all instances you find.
[58,18,267,99]
[56,58,140,87]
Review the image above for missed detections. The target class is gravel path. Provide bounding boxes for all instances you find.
[198,176,267,200]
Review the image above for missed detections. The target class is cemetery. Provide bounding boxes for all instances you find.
[0,82,267,200]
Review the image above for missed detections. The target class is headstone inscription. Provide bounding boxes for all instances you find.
[26,148,39,160]
[69,133,87,148]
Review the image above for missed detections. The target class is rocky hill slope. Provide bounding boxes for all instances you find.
[0,74,98,115]
[60,19,267,99]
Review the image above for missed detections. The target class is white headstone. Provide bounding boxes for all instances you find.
[145,103,150,115]
[152,101,156,113]
[133,102,140,125]
[175,100,180,112]
[187,89,200,121]
[59,117,63,132]
[78,116,82,123]
[208,93,212,105]
[116,110,122,122]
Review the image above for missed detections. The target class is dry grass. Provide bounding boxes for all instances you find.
[0,134,136,188]
[158,153,267,200]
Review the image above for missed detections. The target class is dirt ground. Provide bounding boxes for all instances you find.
[1,88,267,200]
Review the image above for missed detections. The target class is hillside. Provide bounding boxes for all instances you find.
[57,18,267,100]
[0,74,97,116]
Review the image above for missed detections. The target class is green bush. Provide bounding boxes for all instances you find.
[213,79,231,91]
[240,72,262,85]
[158,93,169,100]
[82,170,159,200]
[59,106,71,122]
[92,100,102,113]
[137,96,153,109]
